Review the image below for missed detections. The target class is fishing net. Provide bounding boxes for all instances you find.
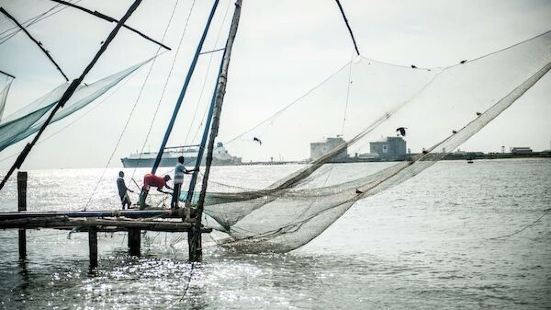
[0,58,153,152]
[0,73,13,121]
[182,30,551,253]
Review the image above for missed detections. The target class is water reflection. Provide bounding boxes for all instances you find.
[0,160,549,308]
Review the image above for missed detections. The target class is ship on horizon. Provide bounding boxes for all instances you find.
[121,142,241,168]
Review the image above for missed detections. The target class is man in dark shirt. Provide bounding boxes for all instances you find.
[117,171,134,210]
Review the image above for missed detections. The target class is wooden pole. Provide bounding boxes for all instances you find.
[187,228,202,261]
[0,209,175,220]
[17,171,27,261]
[150,0,220,174]
[128,229,141,256]
[191,0,243,262]
[0,8,69,81]
[88,227,98,269]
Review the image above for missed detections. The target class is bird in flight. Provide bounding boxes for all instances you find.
[253,137,262,145]
[396,127,407,137]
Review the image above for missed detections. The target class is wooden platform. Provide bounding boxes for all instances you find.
[0,216,213,233]
[1,171,213,269]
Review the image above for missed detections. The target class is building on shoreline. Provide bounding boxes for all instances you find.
[310,136,348,162]
[309,136,409,163]
[369,137,407,161]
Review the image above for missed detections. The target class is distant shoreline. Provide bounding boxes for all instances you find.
[238,152,551,165]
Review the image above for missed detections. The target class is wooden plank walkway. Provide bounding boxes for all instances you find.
[0,171,214,269]
[0,216,213,233]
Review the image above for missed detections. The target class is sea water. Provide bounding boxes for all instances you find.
[0,158,549,309]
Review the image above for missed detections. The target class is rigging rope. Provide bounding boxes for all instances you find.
[224,60,352,144]
[224,29,551,148]
[150,0,221,175]
[0,0,82,44]
[81,54,160,210]
[361,29,551,71]
[340,53,354,136]
[184,0,233,146]
[179,262,195,302]
[487,208,551,240]
[130,0,197,182]
[82,0,181,209]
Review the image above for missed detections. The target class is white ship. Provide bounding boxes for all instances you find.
[121,142,241,168]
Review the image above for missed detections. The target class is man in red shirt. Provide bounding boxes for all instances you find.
[139,174,172,209]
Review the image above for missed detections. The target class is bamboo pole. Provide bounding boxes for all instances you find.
[150,0,220,174]
[0,7,69,81]
[190,0,243,262]
[49,0,171,50]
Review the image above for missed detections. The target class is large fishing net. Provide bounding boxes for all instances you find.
[176,30,551,253]
[0,72,13,121]
[0,58,153,152]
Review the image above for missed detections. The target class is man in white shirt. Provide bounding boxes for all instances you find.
[171,156,198,210]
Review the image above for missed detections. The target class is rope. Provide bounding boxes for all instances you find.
[0,0,83,44]
[83,0,180,209]
[361,29,551,72]
[487,208,551,240]
[184,0,233,146]
[130,0,197,180]
[81,55,159,210]
[340,54,354,135]
[179,262,195,301]
[224,28,551,148]
[224,60,352,144]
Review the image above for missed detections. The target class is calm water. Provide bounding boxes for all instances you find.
[0,159,550,309]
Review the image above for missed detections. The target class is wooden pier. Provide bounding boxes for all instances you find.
[0,172,212,269]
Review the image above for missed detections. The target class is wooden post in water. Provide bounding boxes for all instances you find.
[17,171,27,261]
[88,227,98,269]
[188,226,202,262]
[128,229,141,256]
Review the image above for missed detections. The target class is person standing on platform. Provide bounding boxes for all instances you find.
[117,171,134,210]
[139,174,172,209]
[171,156,198,210]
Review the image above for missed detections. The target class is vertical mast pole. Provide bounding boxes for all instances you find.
[185,51,224,203]
[150,0,220,174]
[189,0,243,262]
[0,0,143,191]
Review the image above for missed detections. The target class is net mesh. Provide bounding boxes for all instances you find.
[0,73,13,121]
[189,30,551,253]
[0,58,152,152]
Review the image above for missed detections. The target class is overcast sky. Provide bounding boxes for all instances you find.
[0,0,550,169]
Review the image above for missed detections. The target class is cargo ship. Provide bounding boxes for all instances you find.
[120,142,241,168]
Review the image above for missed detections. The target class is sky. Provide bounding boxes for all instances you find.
[0,0,550,169]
